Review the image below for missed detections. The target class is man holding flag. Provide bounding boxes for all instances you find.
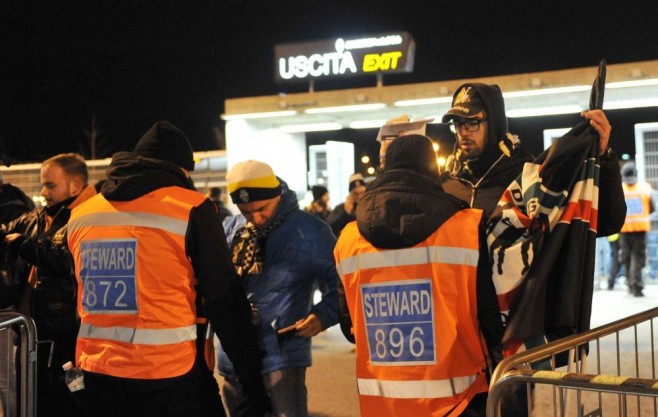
[440,82,624,230]
[440,63,626,416]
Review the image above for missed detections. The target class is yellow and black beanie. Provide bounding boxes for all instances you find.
[227,160,282,204]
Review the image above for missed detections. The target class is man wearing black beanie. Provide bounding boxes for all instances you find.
[66,121,271,417]
[334,134,504,417]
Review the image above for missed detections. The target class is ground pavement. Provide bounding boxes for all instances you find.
[218,284,658,417]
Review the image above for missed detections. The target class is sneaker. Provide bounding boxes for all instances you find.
[607,283,614,290]
[633,289,645,297]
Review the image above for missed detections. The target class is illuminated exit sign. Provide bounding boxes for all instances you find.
[274,32,415,83]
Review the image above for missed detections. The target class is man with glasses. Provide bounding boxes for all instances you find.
[440,84,535,219]
[441,83,623,229]
[440,83,626,416]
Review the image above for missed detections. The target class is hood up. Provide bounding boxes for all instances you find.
[356,169,467,249]
[101,152,195,201]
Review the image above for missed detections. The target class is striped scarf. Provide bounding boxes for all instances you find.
[232,217,285,278]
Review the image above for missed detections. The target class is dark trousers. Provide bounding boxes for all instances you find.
[74,365,225,417]
[459,392,488,416]
[619,232,647,293]
[498,383,532,417]
[17,332,82,417]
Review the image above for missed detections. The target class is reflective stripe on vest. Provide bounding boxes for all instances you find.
[68,211,188,237]
[357,373,478,399]
[78,323,196,345]
[337,245,479,276]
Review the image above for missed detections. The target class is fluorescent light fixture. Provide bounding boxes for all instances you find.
[507,105,583,118]
[427,116,450,124]
[607,78,658,89]
[503,85,591,98]
[221,110,297,121]
[279,122,343,133]
[304,103,386,114]
[394,97,452,107]
[349,119,388,129]
[604,98,658,110]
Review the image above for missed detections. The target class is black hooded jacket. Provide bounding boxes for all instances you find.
[441,83,534,219]
[441,83,624,236]
[352,168,504,356]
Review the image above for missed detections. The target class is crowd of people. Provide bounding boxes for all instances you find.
[0,81,631,417]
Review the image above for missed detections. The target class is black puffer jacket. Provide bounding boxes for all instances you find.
[346,168,504,355]
[441,83,534,220]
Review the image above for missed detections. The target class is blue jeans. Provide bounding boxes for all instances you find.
[222,367,308,417]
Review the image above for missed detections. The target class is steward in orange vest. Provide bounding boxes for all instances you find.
[67,122,270,417]
[620,180,653,233]
[334,135,503,417]
[619,161,655,297]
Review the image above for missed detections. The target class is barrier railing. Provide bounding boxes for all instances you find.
[487,307,658,417]
[0,311,37,417]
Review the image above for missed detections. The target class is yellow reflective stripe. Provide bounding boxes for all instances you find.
[69,212,189,237]
[357,374,477,399]
[338,246,478,276]
[79,323,196,345]
[589,375,629,385]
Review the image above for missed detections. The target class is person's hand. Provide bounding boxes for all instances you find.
[344,194,356,215]
[294,313,323,338]
[4,233,22,245]
[4,233,26,250]
[581,109,611,155]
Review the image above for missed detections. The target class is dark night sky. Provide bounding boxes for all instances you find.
[1,1,657,163]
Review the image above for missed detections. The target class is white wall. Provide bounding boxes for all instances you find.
[225,120,307,199]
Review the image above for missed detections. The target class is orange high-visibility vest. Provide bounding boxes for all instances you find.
[621,182,653,233]
[334,209,489,417]
[67,186,209,379]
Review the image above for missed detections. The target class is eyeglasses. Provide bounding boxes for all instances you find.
[449,118,487,133]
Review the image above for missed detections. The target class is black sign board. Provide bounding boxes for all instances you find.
[274,32,415,83]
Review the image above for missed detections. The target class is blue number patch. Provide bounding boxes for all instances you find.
[361,279,435,365]
[80,239,138,314]
[625,197,643,216]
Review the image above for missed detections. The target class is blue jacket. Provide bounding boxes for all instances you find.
[218,181,340,376]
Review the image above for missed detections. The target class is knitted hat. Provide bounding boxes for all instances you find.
[311,185,329,201]
[348,173,366,191]
[384,134,439,179]
[133,121,195,171]
[226,160,282,204]
[442,85,485,122]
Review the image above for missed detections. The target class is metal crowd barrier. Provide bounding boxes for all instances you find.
[487,307,658,417]
[0,311,37,417]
